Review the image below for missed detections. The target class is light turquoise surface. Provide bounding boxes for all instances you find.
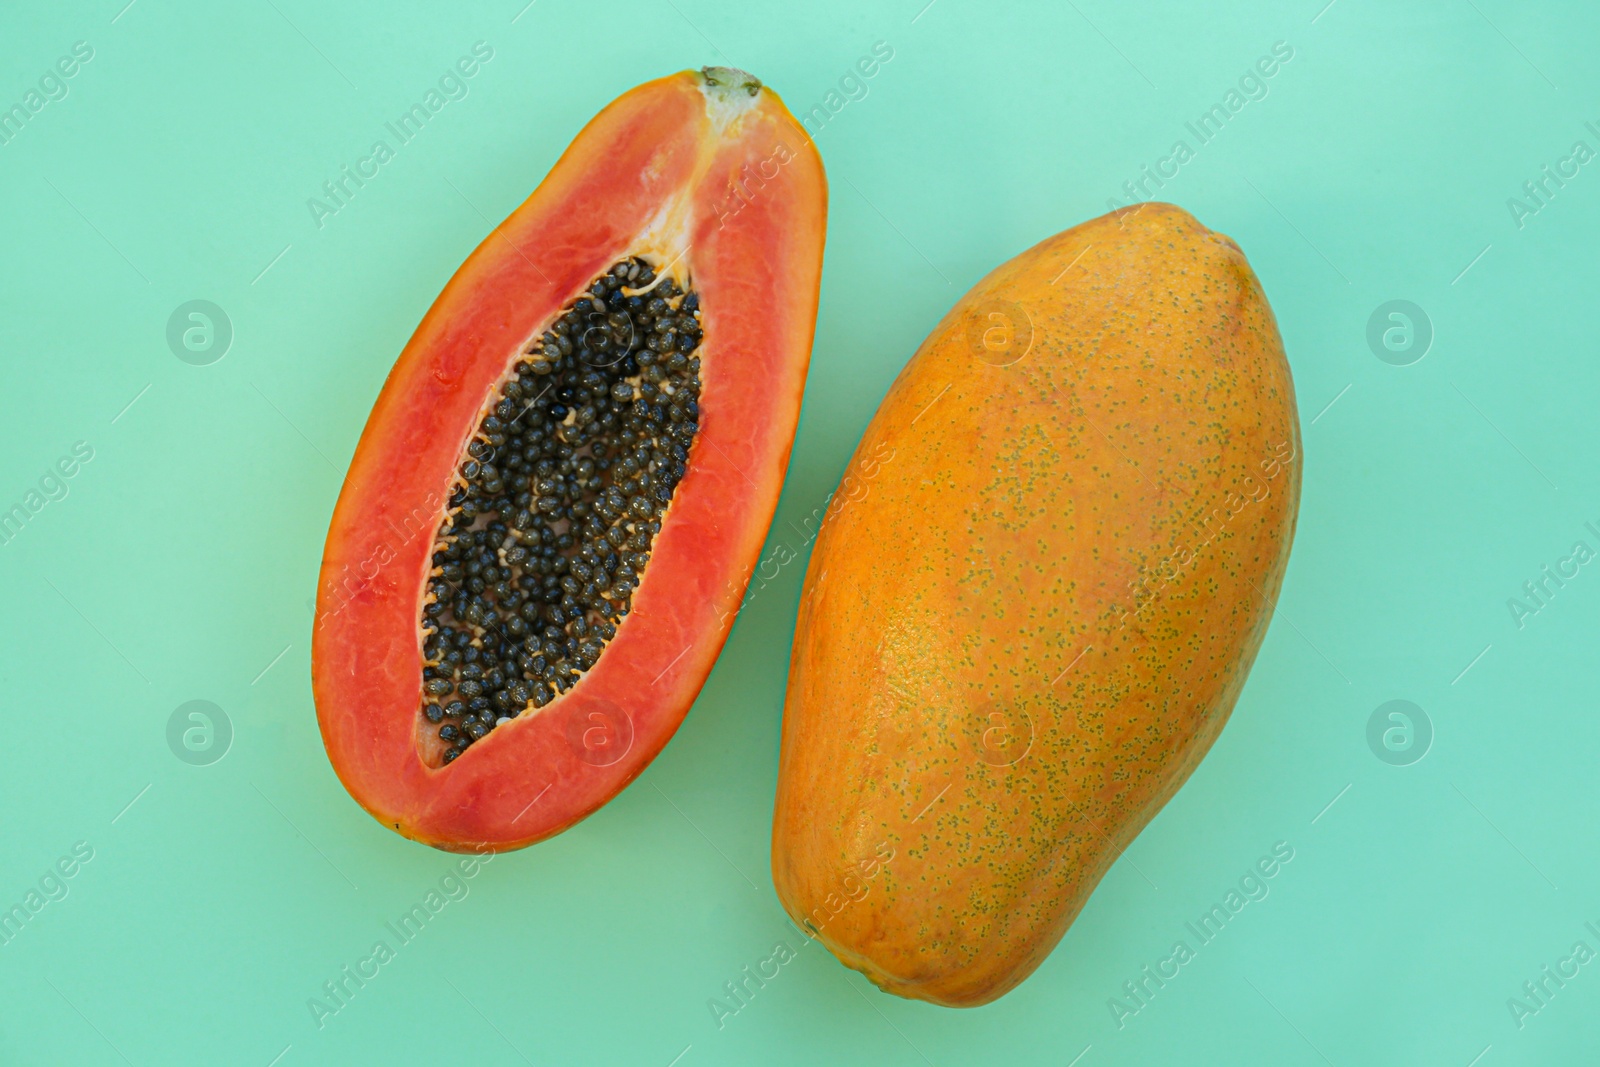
[3,1,1597,1063]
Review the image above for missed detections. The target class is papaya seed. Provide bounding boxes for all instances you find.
[419,258,703,763]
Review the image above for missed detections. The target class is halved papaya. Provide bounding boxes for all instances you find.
[313,68,826,852]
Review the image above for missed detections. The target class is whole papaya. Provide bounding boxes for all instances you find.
[771,203,1300,1006]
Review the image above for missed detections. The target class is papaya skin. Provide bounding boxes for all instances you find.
[771,203,1300,1006]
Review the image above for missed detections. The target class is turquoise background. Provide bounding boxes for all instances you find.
[2,0,1597,1063]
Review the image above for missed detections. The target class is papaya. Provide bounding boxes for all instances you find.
[771,203,1299,1005]
[313,68,826,852]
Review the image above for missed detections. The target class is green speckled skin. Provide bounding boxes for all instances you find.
[771,203,1301,1007]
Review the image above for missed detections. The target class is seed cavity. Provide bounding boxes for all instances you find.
[419,257,702,766]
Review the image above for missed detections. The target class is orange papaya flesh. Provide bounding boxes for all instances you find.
[772,204,1299,1006]
[314,68,826,852]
